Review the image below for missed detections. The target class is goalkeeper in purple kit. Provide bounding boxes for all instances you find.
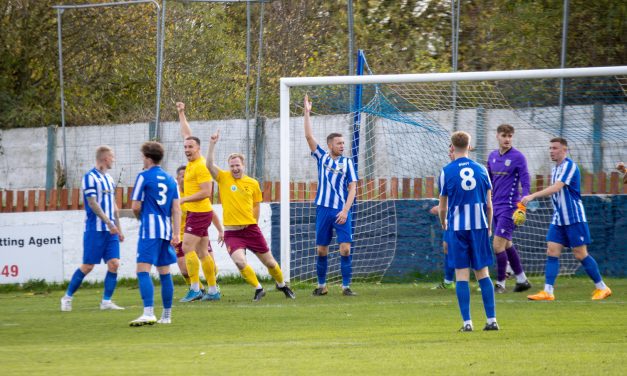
[486,124,532,293]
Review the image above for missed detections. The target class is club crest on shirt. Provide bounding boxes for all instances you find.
[505,159,511,166]
[230,185,237,192]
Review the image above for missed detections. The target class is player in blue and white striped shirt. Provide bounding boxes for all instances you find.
[129,141,181,326]
[61,146,125,312]
[438,131,498,332]
[304,95,358,296]
[522,137,611,301]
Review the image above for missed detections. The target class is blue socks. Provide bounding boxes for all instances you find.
[478,277,496,320]
[160,273,174,309]
[580,255,602,284]
[137,272,154,308]
[545,256,560,286]
[316,255,328,286]
[103,271,118,301]
[340,255,352,287]
[66,269,86,297]
[455,281,471,321]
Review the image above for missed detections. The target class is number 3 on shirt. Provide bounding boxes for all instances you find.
[157,183,168,205]
[460,167,476,191]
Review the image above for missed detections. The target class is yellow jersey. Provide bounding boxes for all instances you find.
[183,156,213,213]
[216,169,262,226]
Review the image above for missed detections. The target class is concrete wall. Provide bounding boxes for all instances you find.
[0,204,273,283]
[1,103,625,190]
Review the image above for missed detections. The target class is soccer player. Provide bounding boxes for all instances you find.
[439,131,499,332]
[522,137,612,301]
[176,101,220,302]
[486,124,532,293]
[174,165,223,299]
[129,141,181,326]
[304,95,358,296]
[206,130,295,301]
[61,145,125,312]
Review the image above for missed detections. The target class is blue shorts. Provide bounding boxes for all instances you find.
[493,209,515,241]
[83,231,120,264]
[137,238,177,267]
[316,206,353,246]
[546,222,591,248]
[442,229,450,244]
[448,229,493,270]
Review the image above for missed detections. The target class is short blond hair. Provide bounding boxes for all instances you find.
[95,145,113,161]
[227,153,245,164]
[451,131,471,150]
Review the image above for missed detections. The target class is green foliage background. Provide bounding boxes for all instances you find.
[0,0,624,129]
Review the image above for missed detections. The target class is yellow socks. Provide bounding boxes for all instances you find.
[185,251,201,287]
[200,256,217,287]
[240,264,260,289]
[268,264,284,286]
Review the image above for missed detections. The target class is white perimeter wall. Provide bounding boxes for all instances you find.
[0,104,625,190]
[0,204,272,282]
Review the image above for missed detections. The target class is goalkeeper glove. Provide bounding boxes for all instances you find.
[512,202,527,226]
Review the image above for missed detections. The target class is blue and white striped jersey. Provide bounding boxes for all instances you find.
[439,157,492,232]
[550,158,586,226]
[131,166,180,240]
[82,168,116,232]
[312,145,358,210]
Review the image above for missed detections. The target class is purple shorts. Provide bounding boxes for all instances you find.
[185,211,213,238]
[224,224,269,255]
[493,208,515,241]
[175,241,213,258]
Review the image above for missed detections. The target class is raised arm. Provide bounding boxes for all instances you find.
[176,102,192,139]
[206,130,221,180]
[303,95,318,152]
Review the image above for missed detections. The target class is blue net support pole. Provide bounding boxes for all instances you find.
[351,49,365,172]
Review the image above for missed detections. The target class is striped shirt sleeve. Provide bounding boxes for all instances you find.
[312,144,325,161]
[439,169,447,196]
[131,174,145,202]
[82,173,97,197]
[346,157,358,183]
[557,160,577,185]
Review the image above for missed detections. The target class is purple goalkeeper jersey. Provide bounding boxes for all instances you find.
[487,147,530,212]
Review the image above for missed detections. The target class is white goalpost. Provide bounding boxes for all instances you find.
[279,65,627,283]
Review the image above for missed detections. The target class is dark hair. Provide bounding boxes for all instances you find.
[141,141,164,164]
[496,124,515,135]
[550,137,568,146]
[176,165,186,174]
[185,136,201,146]
[326,132,343,144]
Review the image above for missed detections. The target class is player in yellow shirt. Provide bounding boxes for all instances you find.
[206,129,295,302]
[176,102,220,302]
[174,165,223,299]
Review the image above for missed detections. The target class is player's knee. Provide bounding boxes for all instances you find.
[81,264,95,274]
[107,259,120,271]
[572,247,588,260]
[235,260,247,270]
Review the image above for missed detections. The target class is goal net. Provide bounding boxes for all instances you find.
[279,67,627,283]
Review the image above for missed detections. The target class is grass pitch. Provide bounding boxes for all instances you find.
[0,277,625,375]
